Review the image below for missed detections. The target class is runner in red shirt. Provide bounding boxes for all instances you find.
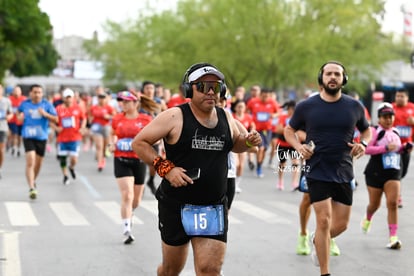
[89,92,116,171]
[247,87,279,177]
[108,91,155,244]
[167,85,190,108]
[350,91,371,143]
[53,89,87,185]
[78,92,92,152]
[274,100,300,190]
[392,88,414,207]
[231,99,256,192]
[7,86,26,157]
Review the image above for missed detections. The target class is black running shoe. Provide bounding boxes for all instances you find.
[124,234,135,244]
[69,167,76,179]
[63,175,70,185]
[248,161,255,171]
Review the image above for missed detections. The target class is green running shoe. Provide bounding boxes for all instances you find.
[29,188,37,200]
[361,218,372,234]
[330,238,341,256]
[296,232,311,255]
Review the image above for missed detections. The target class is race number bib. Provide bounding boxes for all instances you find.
[396,126,411,139]
[23,126,42,138]
[256,112,270,122]
[116,138,133,152]
[181,204,224,236]
[61,117,75,128]
[30,109,41,119]
[299,175,308,192]
[382,152,401,170]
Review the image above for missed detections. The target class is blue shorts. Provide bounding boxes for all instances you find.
[8,123,22,135]
[57,141,80,157]
[258,130,272,150]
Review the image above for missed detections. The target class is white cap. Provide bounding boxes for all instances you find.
[63,88,74,98]
[188,66,224,82]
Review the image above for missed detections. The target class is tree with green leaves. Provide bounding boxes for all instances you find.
[0,0,59,81]
[86,0,410,94]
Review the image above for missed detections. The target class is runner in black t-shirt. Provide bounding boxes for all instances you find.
[284,61,371,276]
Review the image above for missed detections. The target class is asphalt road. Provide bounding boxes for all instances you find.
[1,147,414,276]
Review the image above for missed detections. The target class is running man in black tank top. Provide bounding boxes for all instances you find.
[132,63,262,275]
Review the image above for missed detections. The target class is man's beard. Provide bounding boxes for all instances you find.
[323,83,341,96]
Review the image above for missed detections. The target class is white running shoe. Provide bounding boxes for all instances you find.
[310,232,319,266]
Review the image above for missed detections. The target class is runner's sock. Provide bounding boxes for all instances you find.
[123,218,131,234]
[389,224,398,237]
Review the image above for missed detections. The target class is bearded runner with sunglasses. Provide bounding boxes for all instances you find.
[132,62,261,276]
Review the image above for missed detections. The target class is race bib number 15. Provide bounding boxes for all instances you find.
[181,204,224,236]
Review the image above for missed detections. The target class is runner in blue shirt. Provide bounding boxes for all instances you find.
[17,84,58,199]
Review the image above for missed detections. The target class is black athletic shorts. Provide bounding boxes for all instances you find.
[155,186,228,246]
[307,178,353,206]
[114,157,147,185]
[23,138,47,157]
[365,172,401,189]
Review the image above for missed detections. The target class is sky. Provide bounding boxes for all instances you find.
[38,0,177,40]
[39,0,413,40]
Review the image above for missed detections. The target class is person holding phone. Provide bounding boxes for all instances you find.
[132,62,262,276]
[284,61,371,276]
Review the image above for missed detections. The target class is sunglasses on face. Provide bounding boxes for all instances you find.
[192,81,223,94]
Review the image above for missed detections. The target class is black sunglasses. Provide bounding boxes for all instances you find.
[192,81,223,94]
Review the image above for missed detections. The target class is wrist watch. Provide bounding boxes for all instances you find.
[360,140,368,148]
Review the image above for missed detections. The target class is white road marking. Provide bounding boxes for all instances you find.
[232,200,291,224]
[49,202,90,226]
[94,201,143,224]
[5,202,39,226]
[1,230,21,276]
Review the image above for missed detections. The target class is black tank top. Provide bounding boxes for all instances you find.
[160,103,233,204]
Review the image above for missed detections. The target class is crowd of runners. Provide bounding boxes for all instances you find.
[1,64,413,275]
